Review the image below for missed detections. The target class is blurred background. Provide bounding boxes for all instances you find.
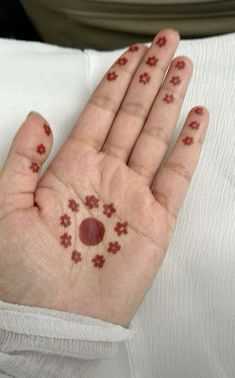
[1,0,235,50]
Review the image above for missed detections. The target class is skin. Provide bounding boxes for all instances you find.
[0,29,209,327]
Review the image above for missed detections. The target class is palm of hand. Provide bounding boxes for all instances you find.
[0,30,208,327]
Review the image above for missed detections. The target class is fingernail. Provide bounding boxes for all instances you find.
[26,111,41,119]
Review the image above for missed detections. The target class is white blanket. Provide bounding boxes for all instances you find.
[0,32,235,377]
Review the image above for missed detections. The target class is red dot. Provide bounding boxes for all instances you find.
[79,218,105,246]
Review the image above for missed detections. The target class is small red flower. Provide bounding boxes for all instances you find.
[188,121,200,130]
[139,72,151,85]
[170,76,181,86]
[107,71,118,81]
[116,57,128,66]
[43,123,51,136]
[128,45,139,52]
[156,36,167,47]
[36,144,46,155]
[163,94,174,104]
[85,195,99,209]
[30,161,40,173]
[145,56,159,67]
[60,214,71,228]
[194,107,204,115]
[107,241,121,254]
[103,203,116,218]
[182,136,193,145]
[71,250,82,263]
[60,233,72,248]
[175,60,185,70]
[92,254,105,268]
[68,199,79,212]
[114,221,128,236]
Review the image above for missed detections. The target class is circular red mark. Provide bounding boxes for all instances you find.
[79,218,105,246]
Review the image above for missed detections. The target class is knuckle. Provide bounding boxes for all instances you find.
[163,85,185,101]
[164,161,192,183]
[103,141,126,159]
[120,100,147,120]
[143,126,171,147]
[88,92,119,114]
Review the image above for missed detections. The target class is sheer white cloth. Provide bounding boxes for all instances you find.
[0,32,235,377]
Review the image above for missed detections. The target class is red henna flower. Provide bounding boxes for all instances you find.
[85,195,99,209]
[175,60,185,70]
[194,107,204,115]
[182,136,193,145]
[60,233,72,248]
[92,254,105,268]
[68,199,79,212]
[43,123,51,136]
[116,57,128,66]
[36,144,46,155]
[107,241,121,254]
[170,76,181,86]
[145,56,159,67]
[163,94,174,104]
[128,45,139,52]
[188,121,200,130]
[60,214,71,228]
[71,250,82,263]
[30,161,40,173]
[156,36,167,47]
[114,221,128,236]
[107,71,118,81]
[103,203,116,218]
[139,72,151,85]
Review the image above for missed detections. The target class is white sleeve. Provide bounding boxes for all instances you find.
[0,300,136,377]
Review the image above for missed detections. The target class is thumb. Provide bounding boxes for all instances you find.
[0,111,53,210]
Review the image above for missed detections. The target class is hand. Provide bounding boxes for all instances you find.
[0,29,209,327]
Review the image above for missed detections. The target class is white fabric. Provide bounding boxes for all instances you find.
[0,32,235,377]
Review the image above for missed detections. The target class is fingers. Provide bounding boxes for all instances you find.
[0,112,53,210]
[102,29,180,160]
[128,56,193,184]
[66,43,148,152]
[152,106,209,223]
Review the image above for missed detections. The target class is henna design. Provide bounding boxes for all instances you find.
[36,144,46,155]
[175,60,185,70]
[103,203,116,218]
[107,71,118,81]
[30,161,40,173]
[92,254,105,269]
[188,121,200,130]
[194,107,204,115]
[43,123,51,136]
[79,218,105,246]
[114,221,128,236]
[116,57,128,66]
[68,199,79,212]
[128,45,139,52]
[85,195,99,209]
[182,136,193,145]
[107,241,121,254]
[71,250,82,263]
[145,56,159,67]
[156,36,167,47]
[170,76,181,86]
[139,72,151,85]
[163,94,174,104]
[60,214,71,228]
[60,233,72,248]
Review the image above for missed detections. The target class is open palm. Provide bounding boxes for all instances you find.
[0,29,208,327]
